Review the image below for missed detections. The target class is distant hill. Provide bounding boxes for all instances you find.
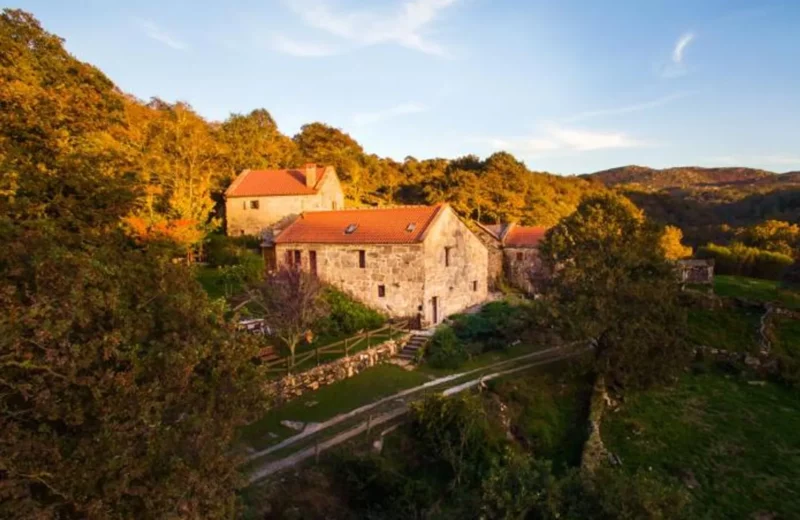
[584,165,797,190]
[583,165,800,248]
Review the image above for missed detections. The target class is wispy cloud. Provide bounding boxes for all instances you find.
[273,0,459,58]
[563,91,694,123]
[353,102,427,126]
[135,18,188,51]
[483,124,650,157]
[658,31,695,78]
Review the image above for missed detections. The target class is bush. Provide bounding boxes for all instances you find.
[698,242,793,280]
[205,233,259,267]
[313,288,386,343]
[426,326,468,369]
[449,300,530,352]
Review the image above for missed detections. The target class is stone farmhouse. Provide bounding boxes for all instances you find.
[474,222,549,293]
[225,164,344,237]
[264,203,489,328]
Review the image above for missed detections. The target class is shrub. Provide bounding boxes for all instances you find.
[314,288,386,343]
[425,326,468,369]
[449,300,530,352]
[698,242,793,280]
[205,233,259,267]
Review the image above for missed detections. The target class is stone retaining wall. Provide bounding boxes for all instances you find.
[264,334,411,406]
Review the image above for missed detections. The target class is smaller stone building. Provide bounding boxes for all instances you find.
[225,164,344,237]
[677,259,714,284]
[267,204,489,327]
[474,222,549,293]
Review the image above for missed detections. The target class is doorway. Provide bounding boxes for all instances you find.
[431,296,439,325]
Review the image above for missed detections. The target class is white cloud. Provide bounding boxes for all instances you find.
[562,91,693,123]
[672,32,695,64]
[273,0,459,57]
[658,31,695,78]
[135,19,188,51]
[353,102,427,126]
[483,124,649,157]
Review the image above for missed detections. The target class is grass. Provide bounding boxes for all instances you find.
[687,307,761,352]
[417,340,551,378]
[602,370,800,518]
[774,317,800,353]
[714,275,800,310]
[195,265,236,300]
[241,365,431,450]
[488,369,590,473]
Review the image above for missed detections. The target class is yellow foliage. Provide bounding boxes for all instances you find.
[660,226,693,260]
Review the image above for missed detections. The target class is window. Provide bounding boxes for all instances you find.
[472,281,478,292]
[345,223,358,234]
[242,201,246,210]
[516,252,523,262]
[294,250,302,266]
[309,250,317,275]
[332,201,338,210]
[444,247,451,267]
[284,250,292,266]
[406,222,416,232]
[358,250,366,268]
[378,285,386,298]
[250,200,260,210]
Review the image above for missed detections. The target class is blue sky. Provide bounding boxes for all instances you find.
[13,0,800,174]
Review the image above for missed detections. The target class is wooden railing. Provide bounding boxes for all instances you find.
[262,320,409,375]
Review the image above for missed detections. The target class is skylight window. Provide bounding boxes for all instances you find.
[344,223,358,234]
[406,223,416,232]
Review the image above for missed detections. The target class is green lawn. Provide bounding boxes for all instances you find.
[714,275,800,310]
[687,307,761,353]
[417,340,552,378]
[602,371,800,519]
[488,369,591,473]
[241,365,431,450]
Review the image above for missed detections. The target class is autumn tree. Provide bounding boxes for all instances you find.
[246,266,328,365]
[740,219,800,258]
[660,225,693,260]
[218,108,298,185]
[538,194,690,390]
[1,11,267,517]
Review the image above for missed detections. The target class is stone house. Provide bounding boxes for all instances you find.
[266,203,489,327]
[225,164,344,237]
[474,222,549,293]
[677,259,714,284]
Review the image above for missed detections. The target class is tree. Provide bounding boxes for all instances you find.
[660,225,693,260]
[538,194,690,390]
[246,266,328,365]
[740,219,800,258]
[1,11,267,517]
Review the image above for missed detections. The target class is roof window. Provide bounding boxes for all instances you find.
[344,223,358,234]
[406,223,416,232]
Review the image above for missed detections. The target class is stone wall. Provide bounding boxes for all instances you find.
[504,247,544,294]
[472,225,504,291]
[422,207,489,326]
[264,336,409,405]
[226,170,344,236]
[275,242,426,318]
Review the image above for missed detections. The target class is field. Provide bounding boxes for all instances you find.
[713,275,800,310]
[603,370,800,518]
[686,307,761,352]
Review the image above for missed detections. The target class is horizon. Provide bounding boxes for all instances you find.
[14,0,800,174]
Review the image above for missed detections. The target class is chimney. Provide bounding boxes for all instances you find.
[304,163,317,188]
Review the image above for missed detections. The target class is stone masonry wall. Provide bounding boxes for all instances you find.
[504,247,543,294]
[264,336,409,406]
[276,242,426,318]
[226,171,344,236]
[472,225,504,291]
[422,207,489,326]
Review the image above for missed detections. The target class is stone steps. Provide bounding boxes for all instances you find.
[396,334,429,362]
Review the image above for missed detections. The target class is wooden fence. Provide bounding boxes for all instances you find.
[261,320,409,375]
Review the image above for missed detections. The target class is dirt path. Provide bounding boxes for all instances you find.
[247,344,585,483]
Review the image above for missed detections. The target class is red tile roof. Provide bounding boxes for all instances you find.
[274,204,446,245]
[225,166,328,197]
[504,225,548,248]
